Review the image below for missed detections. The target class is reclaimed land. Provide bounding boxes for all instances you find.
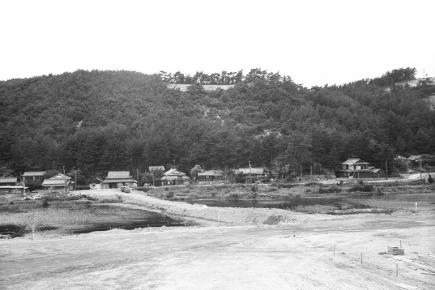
[1,185,435,289]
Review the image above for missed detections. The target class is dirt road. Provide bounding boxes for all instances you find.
[1,209,434,289]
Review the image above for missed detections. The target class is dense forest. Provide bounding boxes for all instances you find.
[0,68,434,184]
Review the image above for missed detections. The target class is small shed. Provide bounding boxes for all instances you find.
[101,171,137,189]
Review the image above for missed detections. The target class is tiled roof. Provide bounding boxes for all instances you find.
[107,171,131,179]
[341,158,369,165]
[149,166,165,172]
[0,177,17,184]
[163,169,186,176]
[235,168,264,175]
[23,171,46,177]
[198,170,224,177]
[101,178,136,184]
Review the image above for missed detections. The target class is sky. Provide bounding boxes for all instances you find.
[1,0,435,87]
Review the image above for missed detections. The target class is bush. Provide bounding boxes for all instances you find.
[373,188,384,196]
[166,191,174,199]
[42,199,50,208]
[348,183,374,192]
[318,185,341,194]
[26,180,42,192]
[75,185,90,190]
[227,193,240,201]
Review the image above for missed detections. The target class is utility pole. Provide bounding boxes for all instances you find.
[136,168,139,184]
[63,166,66,193]
[249,160,252,183]
[385,160,388,180]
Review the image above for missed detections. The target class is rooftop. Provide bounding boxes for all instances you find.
[164,169,186,177]
[23,171,46,177]
[106,171,131,179]
[0,177,17,183]
[235,168,264,175]
[341,158,369,165]
[198,170,224,177]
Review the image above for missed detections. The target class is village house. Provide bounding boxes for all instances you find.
[0,177,28,195]
[161,168,189,185]
[101,171,137,189]
[42,173,72,192]
[407,154,435,168]
[22,171,46,182]
[335,158,381,178]
[0,177,18,186]
[197,170,224,183]
[234,167,267,182]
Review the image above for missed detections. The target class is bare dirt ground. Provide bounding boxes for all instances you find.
[1,189,434,289]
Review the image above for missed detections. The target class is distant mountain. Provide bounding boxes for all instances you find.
[0,69,434,182]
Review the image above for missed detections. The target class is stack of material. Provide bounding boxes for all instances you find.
[388,246,405,255]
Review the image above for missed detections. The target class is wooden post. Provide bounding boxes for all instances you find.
[360,252,363,264]
[136,168,139,184]
[385,160,388,179]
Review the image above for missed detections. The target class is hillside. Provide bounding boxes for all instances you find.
[0,68,434,183]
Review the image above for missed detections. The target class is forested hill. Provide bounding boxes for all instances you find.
[1,68,434,182]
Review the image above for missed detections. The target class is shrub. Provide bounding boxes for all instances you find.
[348,183,374,192]
[318,186,341,194]
[373,188,384,196]
[41,199,50,208]
[26,180,42,192]
[166,191,174,199]
[227,193,239,201]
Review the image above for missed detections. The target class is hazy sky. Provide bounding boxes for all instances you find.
[2,0,434,87]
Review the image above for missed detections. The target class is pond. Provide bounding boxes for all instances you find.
[0,202,188,238]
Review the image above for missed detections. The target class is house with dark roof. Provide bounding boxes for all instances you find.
[101,171,137,189]
[335,158,381,178]
[42,173,72,192]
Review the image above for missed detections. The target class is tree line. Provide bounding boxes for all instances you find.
[0,68,434,184]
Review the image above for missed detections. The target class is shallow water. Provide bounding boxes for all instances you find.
[0,203,186,238]
[185,196,370,211]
